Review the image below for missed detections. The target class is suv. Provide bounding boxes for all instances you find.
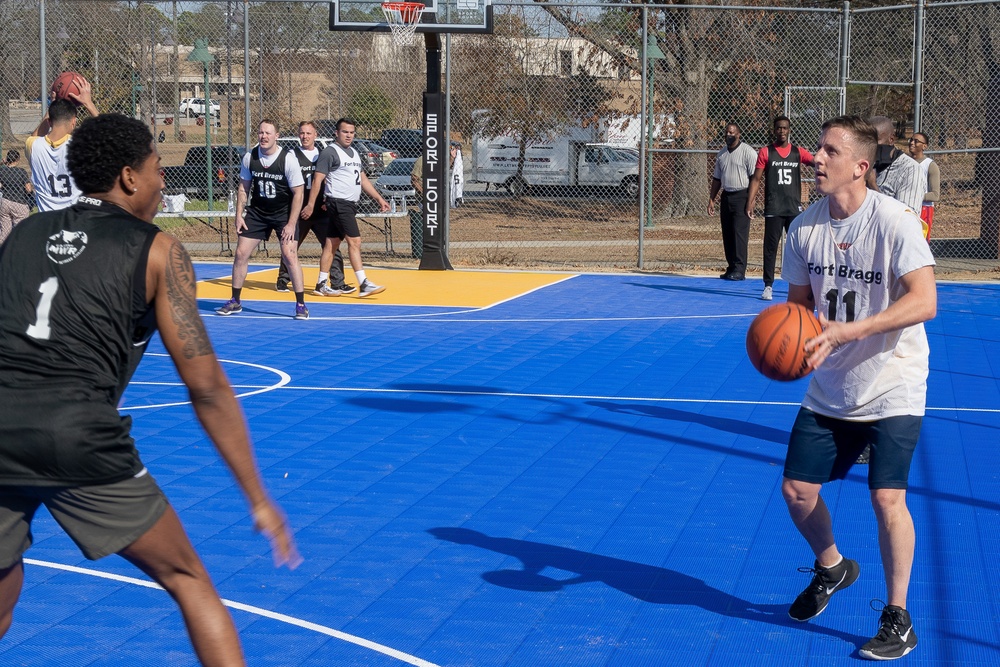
[378,128,423,158]
[179,97,220,118]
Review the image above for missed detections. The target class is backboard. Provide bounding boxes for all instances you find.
[330,0,493,34]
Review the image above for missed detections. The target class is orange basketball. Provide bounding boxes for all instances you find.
[50,71,86,104]
[746,302,823,382]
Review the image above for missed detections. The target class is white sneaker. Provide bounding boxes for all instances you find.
[358,280,386,297]
[761,286,773,301]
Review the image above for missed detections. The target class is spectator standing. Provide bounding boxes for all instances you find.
[708,123,757,281]
[870,116,926,212]
[780,116,935,661]
[450,142,464,208]
[746,116,815,300]
[0,150,32,244]
[908,132,939,239]
[217,119,308,319]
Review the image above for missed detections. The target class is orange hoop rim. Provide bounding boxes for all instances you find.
[382,1,425,15]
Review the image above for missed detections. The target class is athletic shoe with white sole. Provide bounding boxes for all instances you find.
[788,558,860,622]
[859,603,917,660]
[334,283,357,295]
[216,298,243,315]
[294,303,309,320]
[358,280,386,297]
[761,285,773,300]
[312,282,339,297]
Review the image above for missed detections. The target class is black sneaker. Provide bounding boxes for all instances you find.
[275,279,290,293]
[859,603,917,660]
[788,558,860,622]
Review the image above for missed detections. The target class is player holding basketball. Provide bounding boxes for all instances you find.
[217,119,308,319]
[302,118,389,298]
[780,116,936,660]
[0,114,300,665]
[26,76,99,211]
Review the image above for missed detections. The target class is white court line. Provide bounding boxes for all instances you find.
[121,355,289,411]
[23,559,440,667]
[126,381,1000,414]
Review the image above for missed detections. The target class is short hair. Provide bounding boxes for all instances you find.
[773,115,791,126]
[868,115,895,143]
[259,118,278,132]
[726,122,740,132]
[48,99,78,124]
[821,115,878,165]
[298,120,316,130]
[336,118,357,131]
[67,114,154,194]
[913,131,929,144]
[5,149,19,163]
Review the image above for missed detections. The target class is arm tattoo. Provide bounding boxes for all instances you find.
[165,242,213,359]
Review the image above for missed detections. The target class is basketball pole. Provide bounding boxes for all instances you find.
[418,31,453,270]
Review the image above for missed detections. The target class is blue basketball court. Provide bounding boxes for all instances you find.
[3,266,998,666]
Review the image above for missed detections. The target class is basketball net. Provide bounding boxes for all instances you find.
[382,2,424,46]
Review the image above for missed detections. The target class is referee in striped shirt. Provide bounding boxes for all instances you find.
[708,123,758,280]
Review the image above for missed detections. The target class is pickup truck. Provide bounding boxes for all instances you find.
[179,97,220,118]
[161,145,245,200]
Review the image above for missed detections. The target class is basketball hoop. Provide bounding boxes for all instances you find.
[382,1,424,45]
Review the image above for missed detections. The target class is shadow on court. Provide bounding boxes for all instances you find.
[428,527,866,646]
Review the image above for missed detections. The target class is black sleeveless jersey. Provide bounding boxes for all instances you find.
[292,146,317,192]
[0,197,159,485]
[764,144,804,217]
[248,146,292,215]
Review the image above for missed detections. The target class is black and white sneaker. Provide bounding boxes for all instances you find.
[857,444,871,465]
[859,603,917,660]
[275,279,290,293]
[312,282,339,297]
[358,279,385,297]
[334,282,357,295]
[788,558,860,622]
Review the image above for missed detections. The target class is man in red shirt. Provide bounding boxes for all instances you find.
[746,116,815,300]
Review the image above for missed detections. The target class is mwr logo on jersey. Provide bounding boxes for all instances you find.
[46,230,88,264]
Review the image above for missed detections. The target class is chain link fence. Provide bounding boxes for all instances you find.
[2,0,998,278]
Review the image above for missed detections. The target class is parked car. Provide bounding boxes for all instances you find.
[374,157,417,200]
[161,145,245,200]
[359,139,398,169]
[179,97,220,118]
[275,136,392,179]
[378,128,423,158]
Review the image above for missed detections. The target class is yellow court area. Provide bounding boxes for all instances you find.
[198,267,576,308]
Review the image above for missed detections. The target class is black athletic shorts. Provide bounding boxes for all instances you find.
[298,207,329,245]
[326,197,360,239]
[0,470,168,567]
[783,408,921,490]
[240,207,296,242]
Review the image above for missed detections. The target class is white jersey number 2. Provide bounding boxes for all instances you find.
[27,277,59,340]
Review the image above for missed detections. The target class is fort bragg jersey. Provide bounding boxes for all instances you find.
[782,190,935,420]
[245,146,298,215]
[0,198,159,485]
[26,134,82,211]
[764,144,805,217]
[293,145,319,192]
[317,143,364,202]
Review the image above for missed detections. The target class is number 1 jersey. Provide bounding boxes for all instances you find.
[0,199,159,484]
